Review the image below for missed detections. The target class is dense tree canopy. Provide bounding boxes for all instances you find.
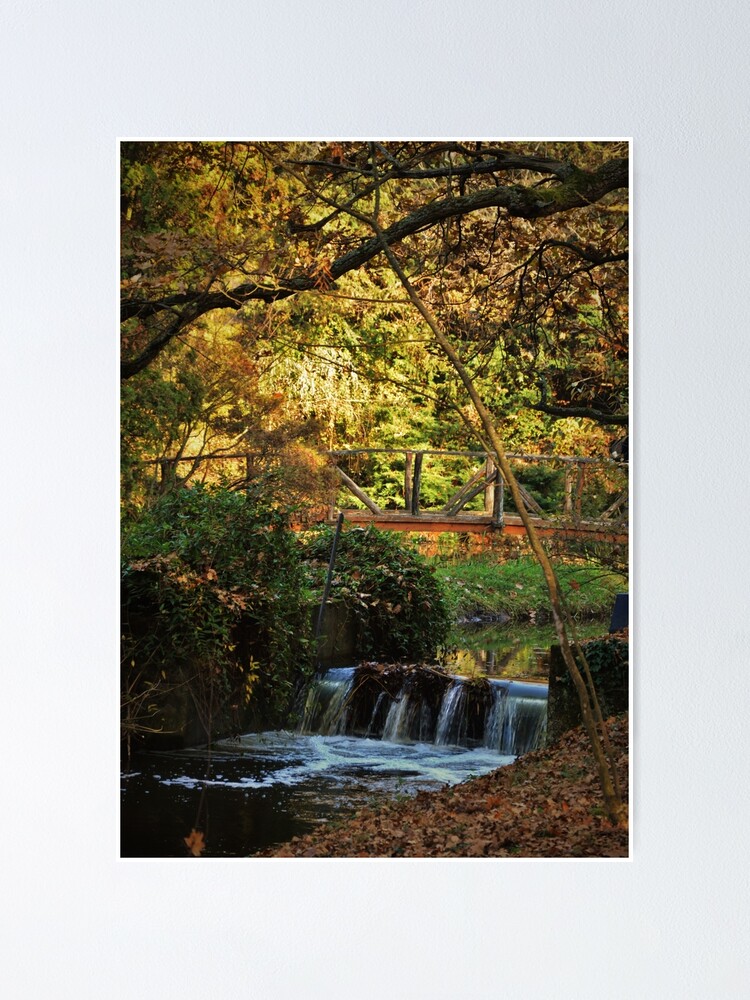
[121,141,628,509]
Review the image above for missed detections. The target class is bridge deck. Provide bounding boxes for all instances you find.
[329,509,627,544]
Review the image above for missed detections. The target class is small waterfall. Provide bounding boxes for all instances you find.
[366,692,388,737]
[434,681,469,746]
[299,666,548,755]
[382,689,413,743]
[298,667,356,735]
[484,680,547,755]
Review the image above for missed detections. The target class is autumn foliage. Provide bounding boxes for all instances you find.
[259,714,629,858]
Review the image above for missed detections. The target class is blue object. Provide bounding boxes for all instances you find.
[609,593,628,632]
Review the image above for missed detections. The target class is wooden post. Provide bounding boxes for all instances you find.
[335,467,384,515]
[564,467,573,515]
[411,451,424,516]
[484,456,496,514]
[404,450,413,511]
[492,474,504,527]
[574,464,585,522]
[315,511,345,662]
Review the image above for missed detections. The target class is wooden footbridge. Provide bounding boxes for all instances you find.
[325,449,628,544]
[147,447,628,544]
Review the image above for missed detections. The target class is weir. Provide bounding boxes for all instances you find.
[299,666,547,756]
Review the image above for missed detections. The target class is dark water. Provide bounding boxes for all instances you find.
[120,623,603,858]
[121,732,514,858]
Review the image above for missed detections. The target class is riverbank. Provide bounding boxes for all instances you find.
[255,713,628,858]
[433,555,625,623]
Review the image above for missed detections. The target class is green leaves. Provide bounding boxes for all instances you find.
[303,525,451,661]
[121,486,315,740]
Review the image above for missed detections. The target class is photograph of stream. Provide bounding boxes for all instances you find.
[120,140,629,859]
[121,622,607,857]
[10,11,749,998]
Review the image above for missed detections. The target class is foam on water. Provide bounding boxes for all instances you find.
[150,730,515,794]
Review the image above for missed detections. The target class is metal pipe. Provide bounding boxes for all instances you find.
[314,511,345,655]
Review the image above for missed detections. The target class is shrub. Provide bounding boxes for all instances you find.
[577,636,629,716]
[303,525,451,662]
[121,484,313,743]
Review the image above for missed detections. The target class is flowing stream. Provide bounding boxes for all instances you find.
[120,621,603,858]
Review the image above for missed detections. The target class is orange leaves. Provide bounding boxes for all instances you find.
[126,553,255,619]
[312,257,334,290]
[127,554,177,574]
[256,714,629,859]
[184,829,205,857]
[215,589,248,612]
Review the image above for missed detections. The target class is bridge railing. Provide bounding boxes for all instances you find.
[133,447,628,527]
[326,449,628,527]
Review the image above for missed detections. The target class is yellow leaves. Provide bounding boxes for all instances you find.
[243,658,261,705]
[215,589,248,612]
[184,829,205,857]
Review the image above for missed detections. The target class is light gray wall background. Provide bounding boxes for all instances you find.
[2,1,748,997]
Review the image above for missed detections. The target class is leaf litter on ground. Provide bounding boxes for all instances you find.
[254,714,629,859]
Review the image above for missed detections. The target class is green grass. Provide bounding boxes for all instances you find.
[431,555,626,622]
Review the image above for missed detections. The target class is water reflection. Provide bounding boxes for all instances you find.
[447,620,606,679]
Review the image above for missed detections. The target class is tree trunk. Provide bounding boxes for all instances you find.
[371,227,625,827]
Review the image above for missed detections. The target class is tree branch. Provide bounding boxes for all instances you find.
[532,400,629,426]
[121,155,628,378]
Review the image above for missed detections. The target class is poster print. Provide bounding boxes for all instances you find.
[120,140,629,859]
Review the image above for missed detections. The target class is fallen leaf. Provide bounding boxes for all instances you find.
[184,829,205,857]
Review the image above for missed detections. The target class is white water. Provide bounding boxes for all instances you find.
[300,667,548,754]
[434,682,469,746]
[123,662,548,857]
[211,730,515,788]
[484,682,548,754]
[299,667,355,735]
